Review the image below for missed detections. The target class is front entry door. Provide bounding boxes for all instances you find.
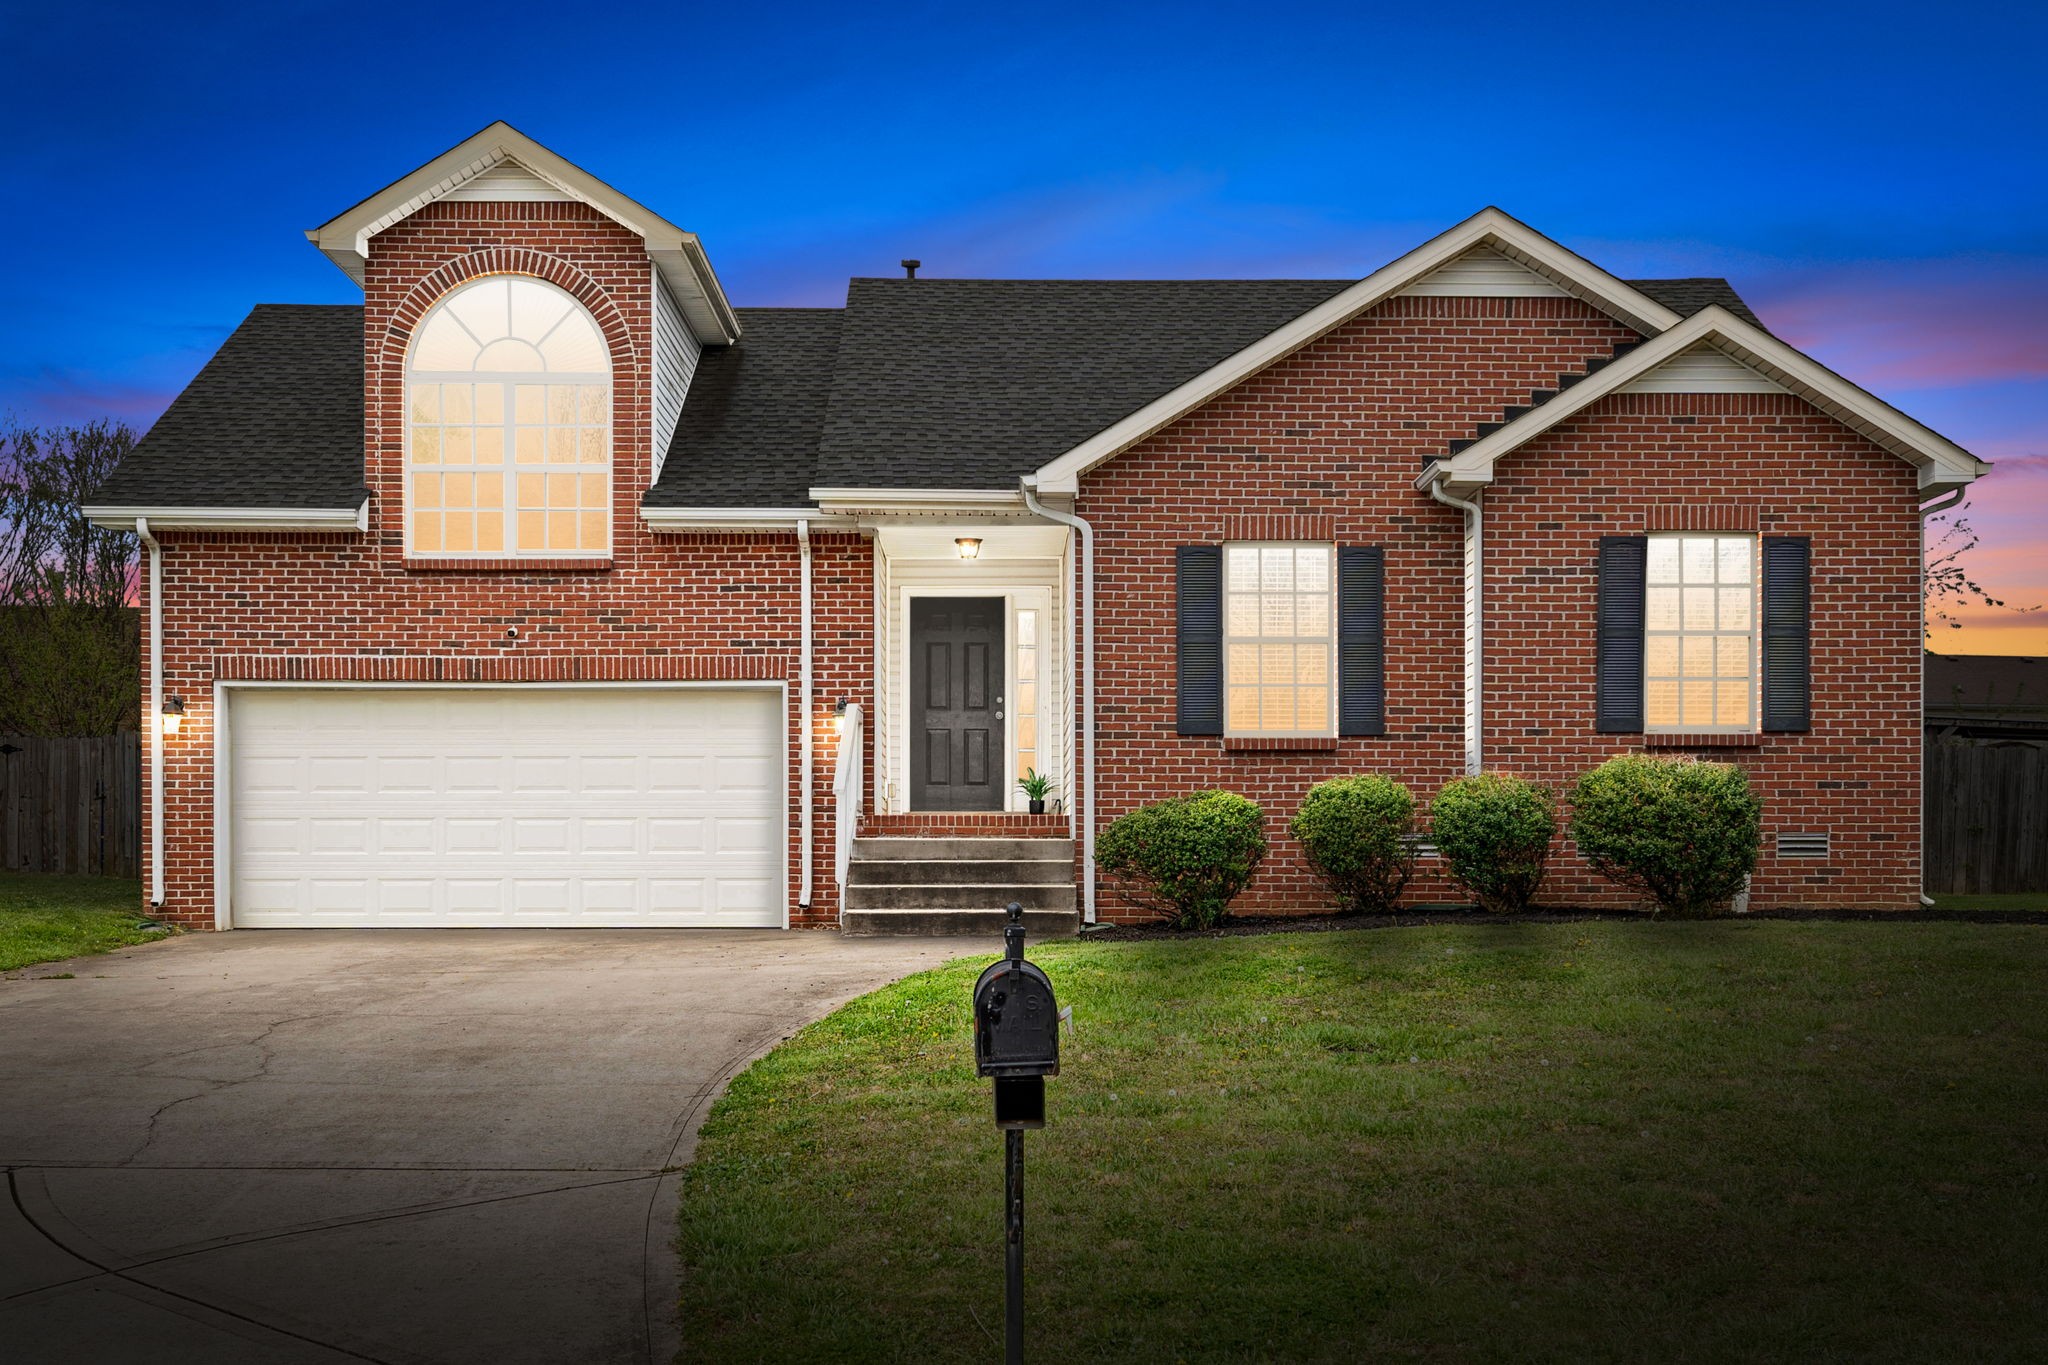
[911,597,1005,811]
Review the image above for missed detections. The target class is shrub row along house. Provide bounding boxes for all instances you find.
[85,123,1987,932]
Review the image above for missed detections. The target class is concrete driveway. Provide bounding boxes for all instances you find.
[0,929,982,1364]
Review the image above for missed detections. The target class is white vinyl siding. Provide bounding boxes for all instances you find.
[225,686,782,928]
[1398,245,1570,298]
[650,274,701,480]
[1645,535,1758,733]
[1224,543,1335,737]
[1619,344,1788,394]
[444,159,571,202]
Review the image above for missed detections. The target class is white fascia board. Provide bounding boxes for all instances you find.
[1030,207,1688,490]
[83,502,369,532]
[1416,306,1987,498]
[307,122,740,344]
[809,487,1026,514]
[642,506,858,532]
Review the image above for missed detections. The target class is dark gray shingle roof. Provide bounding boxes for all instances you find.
[806,278,1354,491]
[644,309,839,509]
[104,275,1766,509]
[90,305,368,509]
[1629,278,1763,328]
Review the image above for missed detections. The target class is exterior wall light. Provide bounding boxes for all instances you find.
[160,696,185,737]
[956,537,982,559]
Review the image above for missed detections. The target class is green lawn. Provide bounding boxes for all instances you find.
[0,873,166,972]
[1929,892,2048,912]
[678,923,2048,1362]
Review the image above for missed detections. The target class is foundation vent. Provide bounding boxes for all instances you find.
[1776,832,1830,859]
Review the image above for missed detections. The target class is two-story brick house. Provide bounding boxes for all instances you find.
[86,123,1986,933]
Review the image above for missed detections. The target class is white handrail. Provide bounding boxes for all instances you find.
[833,703,863,890]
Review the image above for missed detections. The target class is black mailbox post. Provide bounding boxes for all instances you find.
[971,903,1059,1364]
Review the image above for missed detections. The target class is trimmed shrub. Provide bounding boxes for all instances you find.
[1430,773,1557,914]
[1568,754,1762,916]
[1097,791,1267,930]
[1289,775,1416,914]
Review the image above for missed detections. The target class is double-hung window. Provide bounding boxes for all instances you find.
[1224,543,1334,737]
[1644,533,1756,732]
[406,275,612,558]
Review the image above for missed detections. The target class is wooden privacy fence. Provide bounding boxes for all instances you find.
[0,734,141,878]
[1924,737,2048,895]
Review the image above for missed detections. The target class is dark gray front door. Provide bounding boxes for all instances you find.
[911,597,1005,811]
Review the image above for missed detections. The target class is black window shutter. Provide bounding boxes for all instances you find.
[1595,536,1647,733]
[1761,536,1812,732]
[1338,546,1386,736]
[1176,546,1223,736]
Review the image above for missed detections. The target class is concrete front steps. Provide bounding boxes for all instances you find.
[842,836,1079,937]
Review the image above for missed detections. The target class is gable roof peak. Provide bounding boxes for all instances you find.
[306,121,740,344]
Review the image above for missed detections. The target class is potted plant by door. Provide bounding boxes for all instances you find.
[1017,769,1052,815]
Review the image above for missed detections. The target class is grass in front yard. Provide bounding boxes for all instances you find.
[0,872,165,972]
[678,923,2048,1362]
[1930,892,2048,912]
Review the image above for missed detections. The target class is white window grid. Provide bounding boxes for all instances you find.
[1223,542,1336,738]
[404,277,612,559]
[1644,533,1758,733]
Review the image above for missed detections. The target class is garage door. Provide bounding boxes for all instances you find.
[227,687,783,928]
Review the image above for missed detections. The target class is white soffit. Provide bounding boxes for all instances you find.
[875,524,1070,560]
[1030,207,1685,493]
[1399,244,1571,298]
[1617,343,1788,394]
[1420,307,1987,498]
[307,122,740,345]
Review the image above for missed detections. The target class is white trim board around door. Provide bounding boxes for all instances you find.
[211,680,788,929]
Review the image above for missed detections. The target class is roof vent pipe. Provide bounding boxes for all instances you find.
[900,259,920,279]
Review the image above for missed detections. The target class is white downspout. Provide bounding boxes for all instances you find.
[798,518,815,911]
[137,517,165,908]
[1020,479,1096,925]
[1428,481,1484,775]
[1916,487,1965,908]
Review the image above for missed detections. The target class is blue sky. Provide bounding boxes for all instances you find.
[3,0,2042,646]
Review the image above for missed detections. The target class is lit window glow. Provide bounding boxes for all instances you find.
[1224,543,1334,737]
[407,277,610,557]
[1645,534,1756,732]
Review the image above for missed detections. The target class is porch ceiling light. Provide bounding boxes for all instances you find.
[160,696,185,737]
[956,536,982,560]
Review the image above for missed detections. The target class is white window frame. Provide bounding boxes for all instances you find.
[1643,532,1759,735]
[1223,541,1337,739]
[404,276,614,561]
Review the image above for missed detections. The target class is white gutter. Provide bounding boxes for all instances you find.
[136,517,165,908]
[83,503,368,533]
[798,518,815,911]
[1428,482,1484,775]
[1916,487,1966,908]
[1020,479,1096,924]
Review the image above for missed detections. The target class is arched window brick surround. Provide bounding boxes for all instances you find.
[366,249,642,565]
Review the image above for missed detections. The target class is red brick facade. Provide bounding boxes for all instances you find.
[141,214,1928,928]
[1073,296,1924,917]
[142,201,871,929]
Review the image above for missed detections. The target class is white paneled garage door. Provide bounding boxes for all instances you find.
[226,686,783,928]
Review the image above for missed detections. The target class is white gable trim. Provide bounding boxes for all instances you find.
[307,122,740,345]
[1029,208,1684,493]
[1416,306,1986,498]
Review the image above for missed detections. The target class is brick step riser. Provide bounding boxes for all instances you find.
[847,859,1075,886]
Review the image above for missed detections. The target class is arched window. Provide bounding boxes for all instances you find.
[406,276,611,557]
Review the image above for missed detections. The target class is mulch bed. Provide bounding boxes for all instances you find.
[1078,905,2048,941]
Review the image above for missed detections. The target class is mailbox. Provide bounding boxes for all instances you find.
[973,903,1060,1129]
